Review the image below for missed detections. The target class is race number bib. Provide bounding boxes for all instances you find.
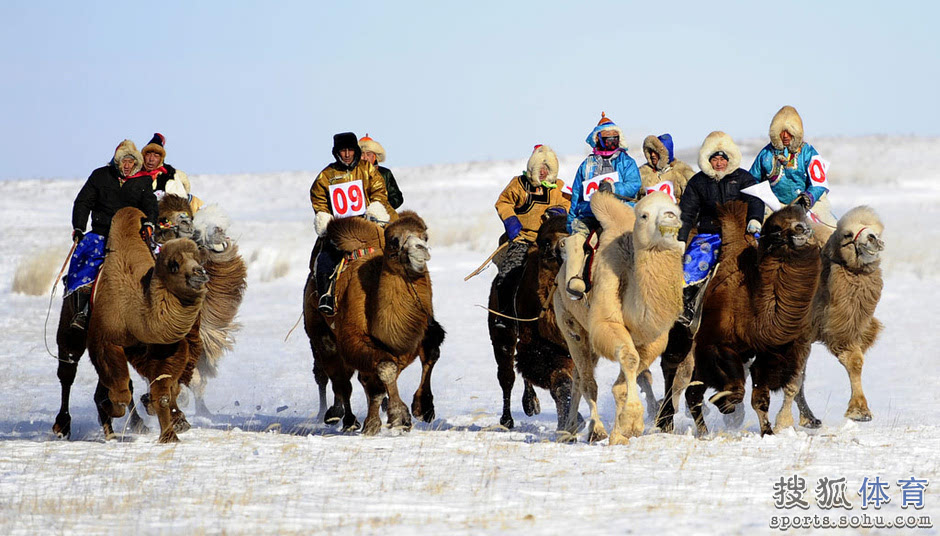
[329,180,366,218]
[807,155,830,188]
[582,171,619,201]
[644,180,676,203]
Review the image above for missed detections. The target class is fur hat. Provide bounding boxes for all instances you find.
[141,132,167,166]
[331,132,361,169]
[525,144,559,186]
[642,134,675,171]
[698,131,742,180]
[585,112,628,150]
[769,105,804,152]
[358,134,386,163]
[112,139,143,176]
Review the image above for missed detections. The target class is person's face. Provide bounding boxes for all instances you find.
[120,157,137,176]
[599,129,619,150]
[710,154,729,172]
[362,151,376,165]
[538,165,549,181]
[339,148,356,165]
[143,151,161,171]
[779,130,792,147]
[649,151,660,168]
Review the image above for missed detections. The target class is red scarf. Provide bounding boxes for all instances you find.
[127,166,167,188]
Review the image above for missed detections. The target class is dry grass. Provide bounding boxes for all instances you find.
[12,248,61,296]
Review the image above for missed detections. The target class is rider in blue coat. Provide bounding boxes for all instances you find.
[749,105,836,225]
[564,112,642,299]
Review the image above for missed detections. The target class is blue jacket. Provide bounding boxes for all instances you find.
[567,150,642,231]
[748,142,828,206]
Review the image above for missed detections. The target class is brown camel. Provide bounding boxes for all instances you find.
[303,211,443,435]
[795,206,885,423]
[685,202,820,436]
[87,207,209,443]
[553,192,685,444]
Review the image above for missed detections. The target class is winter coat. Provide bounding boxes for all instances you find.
[495,175,569,243]
[378,165,404,209]
[72,141,158,237]
[567,151,641,232]
[638,134,694,204]
[309,159,397,220]
[748,105,828,205]
[678,131,764,242]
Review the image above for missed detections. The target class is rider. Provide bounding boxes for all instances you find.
[638,133,695,205]
[749,105,836,226]
[67,139,158,331]
[677,131,764,326]
[133,132,203,212]
[492,144,569,325]
[564,112,642,299]
[310,132,398,315]
[359,134,404,209]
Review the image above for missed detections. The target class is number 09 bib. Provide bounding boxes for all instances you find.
[329,180,367,218]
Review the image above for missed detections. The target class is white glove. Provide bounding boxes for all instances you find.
[365,201,390,224]
[746,219,762,235]
[314,211,333,237]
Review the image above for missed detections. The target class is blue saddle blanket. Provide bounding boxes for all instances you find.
[64,233,105,296]
[683,233,721,286]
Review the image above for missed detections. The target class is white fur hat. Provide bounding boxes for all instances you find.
[358,134,386,163]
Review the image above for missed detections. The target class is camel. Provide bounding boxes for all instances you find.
[795,206,885,423]
[553,191,684,444]
[685,202,820,436]
[303,211,444,435]
[87,207,209,443]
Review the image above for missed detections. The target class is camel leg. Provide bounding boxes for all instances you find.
[522,380,541,417]
[562,366,584,435]
[579,361,607,443]
[795,379,822,428]
[331,370,358,432]
[358,372,386,436]
[150,376,180,443]
[168,382,190,433]
[610,342,645,445]
[751,382,774,436]
[637,369,659,422]
[53,359,79,439]
[838,347,872,421]
[412,318,444,423]
[685,370,709,437]
[773,346,811,433]
[124,379,150,435]
[548,370,574,431]
[89,342,133,423]
[377,361,411,431]
[657,325,692,432]
[93,381,117,439]
[491,310,518,429]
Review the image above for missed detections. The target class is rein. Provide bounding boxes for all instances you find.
[477,277,558,323]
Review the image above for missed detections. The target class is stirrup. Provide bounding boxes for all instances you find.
[69,311,88,331]
[317,294,335,316]
[566,277,585,300]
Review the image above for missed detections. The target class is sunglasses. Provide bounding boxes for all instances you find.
[600,135,620,147]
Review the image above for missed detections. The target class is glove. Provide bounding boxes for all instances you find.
[795,192,813,210]
[503,216,522,241]
[598,180,613,193]
[140,221,155,244]
[314,212,333,237]
[72,228,84,244]
[365,201,390,224]
[746,219,762,235]
[545,206,567,219]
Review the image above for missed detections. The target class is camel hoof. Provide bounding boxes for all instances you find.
[800,415,822,429]
[587,426,608,444]
[846,407,872,422]
[362,418,382,436]
[324,405,344,425]
[102,423,116,441]
[500,414,515,429]
[411,396,435,423]
[522,391,541,417]
[341,420,361,433]
[609,433,631,446]
[172,412,191,433]
[760,425,774,437]
[413,406,435,423]
[53,413,71,439]
[159,430,180,443]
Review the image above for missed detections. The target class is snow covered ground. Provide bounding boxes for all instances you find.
[1,137,938,535]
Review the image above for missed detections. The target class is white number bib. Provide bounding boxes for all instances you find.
[645,180,676,203]
[807,155,830,188]
[329,180,367,218]
[582,171,619,201]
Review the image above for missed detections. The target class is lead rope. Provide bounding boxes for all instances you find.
[475,278,558,323]
[43,241,78,361]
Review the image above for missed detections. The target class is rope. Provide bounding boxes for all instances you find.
[43,241,77,361]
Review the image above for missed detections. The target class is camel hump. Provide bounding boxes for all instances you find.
[110,207,148,244]
[388,210,428,234]
[590,191,635,237]
[716,200,748,237]
[326,217,384,252]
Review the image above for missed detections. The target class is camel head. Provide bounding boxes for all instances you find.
[536,214,568,268]
[384,211,430,276]
[830,206,885,271]
[760,205,816,254]
[156,194,195,243]
[632,191,683,253]
[192,204,233,254]
[155,238,210,301]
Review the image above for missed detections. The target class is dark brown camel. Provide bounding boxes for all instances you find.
[683,202,820,436]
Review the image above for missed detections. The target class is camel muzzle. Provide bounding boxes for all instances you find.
[187,266,210,289]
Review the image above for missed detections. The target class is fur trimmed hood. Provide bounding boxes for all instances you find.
[769,105,804,152]
[112,139,143,176]
[525,144,559,186]
[358,135,386,163]
[698,131,742,180]
[585,113,629,151]
[642,134,675,171]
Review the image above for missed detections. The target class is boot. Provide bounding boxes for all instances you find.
[677,285,700,328]
[69,291,90,331]
[563,234,587,300]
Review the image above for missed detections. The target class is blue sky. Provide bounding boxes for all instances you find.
[1,1,937,179]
